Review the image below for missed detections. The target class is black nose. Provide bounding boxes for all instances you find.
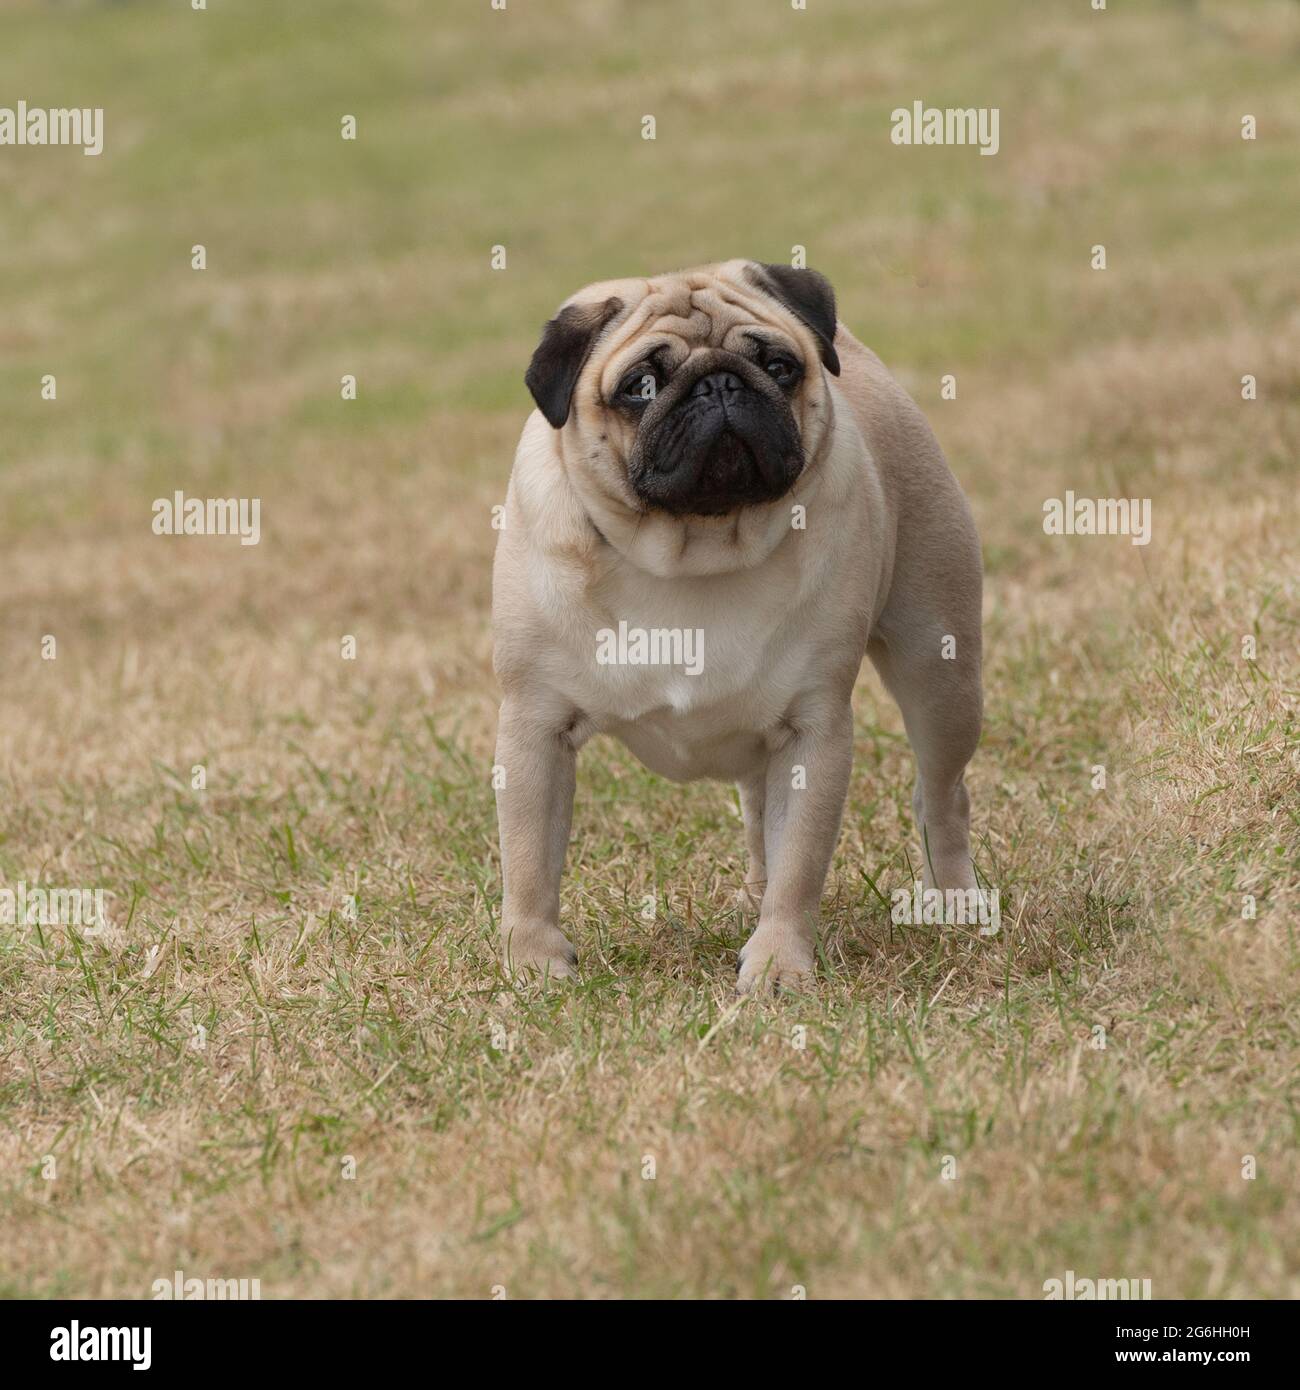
[690,371,743,399]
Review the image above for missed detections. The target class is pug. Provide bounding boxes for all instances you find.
[492,260,982,992]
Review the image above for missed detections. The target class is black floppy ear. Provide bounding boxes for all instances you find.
[746,263,841,376]
[524,296,624,428]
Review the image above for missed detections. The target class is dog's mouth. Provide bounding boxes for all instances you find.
[629,388,804,518]
[685,432,762,514]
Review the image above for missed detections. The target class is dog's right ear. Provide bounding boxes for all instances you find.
[525,296,624,429]
[746,263,841,376]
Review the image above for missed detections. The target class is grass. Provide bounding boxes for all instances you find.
[0,0,1297,1298]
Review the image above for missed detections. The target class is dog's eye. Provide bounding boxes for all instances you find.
[764,354,801,388]
[617,366,659,406]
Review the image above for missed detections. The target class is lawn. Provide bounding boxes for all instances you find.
[0,0,1296,1298]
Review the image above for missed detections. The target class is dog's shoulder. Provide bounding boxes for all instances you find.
[831,324,953,493]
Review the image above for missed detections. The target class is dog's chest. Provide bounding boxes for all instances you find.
[550,563,820,778]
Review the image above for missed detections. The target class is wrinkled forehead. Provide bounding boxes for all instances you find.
[569,268,807,387]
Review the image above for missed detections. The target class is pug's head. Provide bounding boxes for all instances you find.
[524,260,841,518]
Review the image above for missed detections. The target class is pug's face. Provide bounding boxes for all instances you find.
[524,260,841,518]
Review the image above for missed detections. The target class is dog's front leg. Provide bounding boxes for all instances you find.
[736,699,853,994]
[494,697,579,979]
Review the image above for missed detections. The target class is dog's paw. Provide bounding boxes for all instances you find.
[502,925,578,983]
[735,928,815,996]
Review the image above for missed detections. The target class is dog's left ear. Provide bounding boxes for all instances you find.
[525,296,624,428]
[746,263,841,376]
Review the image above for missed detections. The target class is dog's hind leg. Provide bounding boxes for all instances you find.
[734,772,767,914]
[867,614,982,895]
